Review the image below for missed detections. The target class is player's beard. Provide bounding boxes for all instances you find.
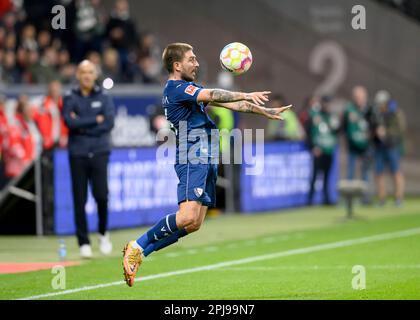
[181,68,197,82]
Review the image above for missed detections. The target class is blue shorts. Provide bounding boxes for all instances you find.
[174,162,218,208]
[375,146,401,174]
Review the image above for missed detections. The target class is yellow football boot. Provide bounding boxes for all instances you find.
[122,240,143,287]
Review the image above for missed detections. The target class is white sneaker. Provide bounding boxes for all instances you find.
[99,232,113,255]
[80,244,93,259]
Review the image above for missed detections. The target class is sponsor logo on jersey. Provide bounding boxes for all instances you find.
[184,85,199,96]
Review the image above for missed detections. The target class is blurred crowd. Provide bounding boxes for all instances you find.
[266,86,406,207]
[0,0,163,85]
[0,80,67,188]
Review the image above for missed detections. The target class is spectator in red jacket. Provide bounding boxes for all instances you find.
[32,81,68,224]
[15,95,42,164]
[33,80,68,150]
[3,95,42,178]
[2,104,27,179]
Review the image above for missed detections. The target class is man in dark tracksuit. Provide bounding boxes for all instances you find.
[63,60,115,258]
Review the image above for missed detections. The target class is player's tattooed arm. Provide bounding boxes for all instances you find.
[209,101,253,113]
[197,89,271,105]
[196,89,244,103]
[236,101,255,113]
[256,104,293,120]
[210,100,293,120]
[255,103,293,120]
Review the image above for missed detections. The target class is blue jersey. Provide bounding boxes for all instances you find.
[162,80,218,163]
[162,80,216,133]
[162,80,218,207]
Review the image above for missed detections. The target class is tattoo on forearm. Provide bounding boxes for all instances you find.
[210,89,242,102]
[264,108,278,116]
[221,101,278,118]
[236,101,254,113]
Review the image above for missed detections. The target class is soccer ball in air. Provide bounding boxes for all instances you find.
[219,42,253,76]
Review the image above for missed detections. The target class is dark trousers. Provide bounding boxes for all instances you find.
[69,153,109,246]
[308,153,333,205]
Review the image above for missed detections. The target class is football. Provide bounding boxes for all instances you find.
[219,42,253,75]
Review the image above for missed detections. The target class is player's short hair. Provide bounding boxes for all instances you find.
[162,43,193,73]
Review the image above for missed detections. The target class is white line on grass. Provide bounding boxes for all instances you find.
[215,265,420,271]
[17,227,420,300]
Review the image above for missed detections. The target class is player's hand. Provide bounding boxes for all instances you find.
[96,115,105,123]
[264,104,293,120]
[245,91,271,105]
[70,112,77,119]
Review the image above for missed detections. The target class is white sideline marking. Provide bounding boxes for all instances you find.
[17,227,420,300]
[216,265,420,271]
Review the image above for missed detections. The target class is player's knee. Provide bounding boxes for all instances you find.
[178,203,200,225]
[188,218,202,232]
[179,211,202,232]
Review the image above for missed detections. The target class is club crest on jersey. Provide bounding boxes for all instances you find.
[194,187,203,197]
[184,85,199,96]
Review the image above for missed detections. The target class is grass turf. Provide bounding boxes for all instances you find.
[0,198,419,300]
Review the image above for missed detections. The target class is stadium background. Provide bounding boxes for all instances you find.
[0,0,420,300]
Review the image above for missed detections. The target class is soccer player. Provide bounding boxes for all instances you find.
[122,43,291,286]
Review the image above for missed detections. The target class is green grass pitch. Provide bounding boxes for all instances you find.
[1,198,420,300]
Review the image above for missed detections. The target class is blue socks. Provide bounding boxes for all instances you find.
[143,229,188,256]
[136,213,187,256]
